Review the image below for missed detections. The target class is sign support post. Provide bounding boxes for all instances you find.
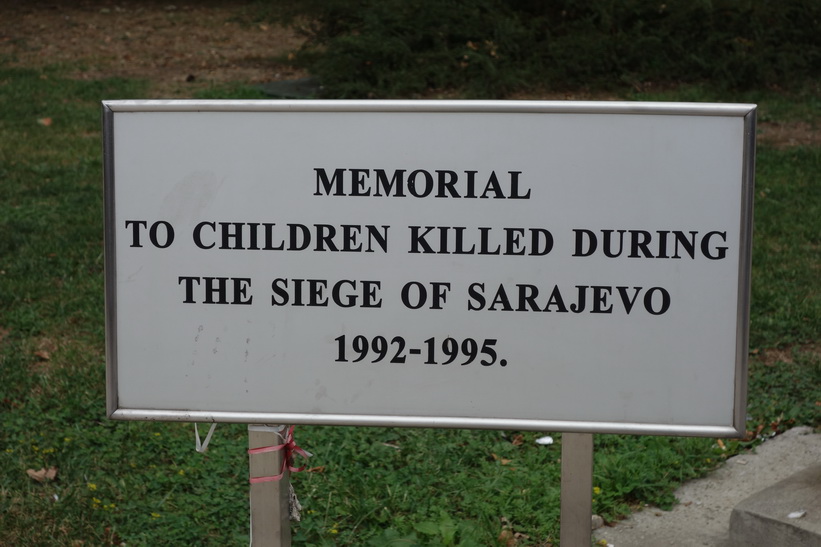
[248,425,291,547]
[560,432,594,547]
[102,99,755,545]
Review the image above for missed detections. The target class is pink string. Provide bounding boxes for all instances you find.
[248,426,310,483]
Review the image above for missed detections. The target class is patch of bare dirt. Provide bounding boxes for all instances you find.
[0,0,307,97]
[757,120,820,149]
[752,342,821,367]
[754,346,796,365]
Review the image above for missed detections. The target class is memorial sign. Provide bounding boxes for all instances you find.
[103,100,755,436]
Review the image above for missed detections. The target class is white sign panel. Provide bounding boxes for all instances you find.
[103,100,755,436]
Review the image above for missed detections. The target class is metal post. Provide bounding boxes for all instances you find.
[560,432,594,547]
[248,425,291,547]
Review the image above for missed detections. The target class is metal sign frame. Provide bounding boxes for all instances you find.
[103,100,755,437]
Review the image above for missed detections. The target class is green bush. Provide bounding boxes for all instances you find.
[270,0,821,98]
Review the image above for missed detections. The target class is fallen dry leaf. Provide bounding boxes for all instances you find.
[497,528,516,547]
[491,453,513,465]
[34,350,51,361]
[37,117,53,127]
[511,434,524,446]
[27,466,58,482]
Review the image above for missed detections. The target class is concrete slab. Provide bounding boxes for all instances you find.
[729,463,821,547]
[593,426,821,547]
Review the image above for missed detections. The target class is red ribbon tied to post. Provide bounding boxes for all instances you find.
[248,426,311,484]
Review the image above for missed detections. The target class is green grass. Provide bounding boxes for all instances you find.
[1,67,818,545]
[751,147,820,347]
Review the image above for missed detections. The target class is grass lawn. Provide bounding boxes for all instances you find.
[0,63,818,545]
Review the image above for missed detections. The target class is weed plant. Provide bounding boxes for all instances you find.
[1,65,819,544]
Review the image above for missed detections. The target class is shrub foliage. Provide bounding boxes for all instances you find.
[271,0,821,98]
